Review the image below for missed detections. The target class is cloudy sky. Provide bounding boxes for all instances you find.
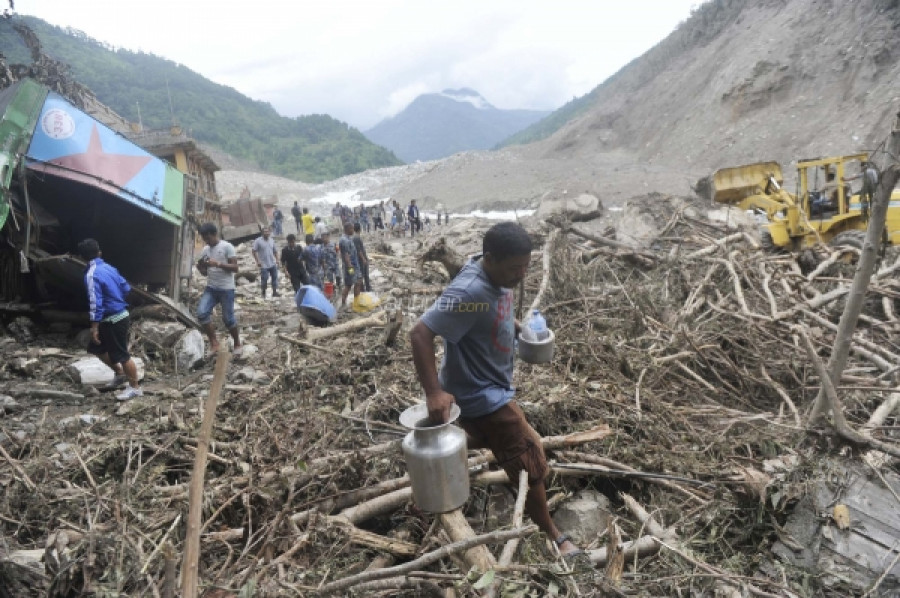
[19,0,701,130]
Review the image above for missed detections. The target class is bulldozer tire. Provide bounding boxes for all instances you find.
[760,231,780,252]
[829,230,867,251]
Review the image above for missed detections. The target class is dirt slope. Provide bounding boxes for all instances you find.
[538,0,900,169]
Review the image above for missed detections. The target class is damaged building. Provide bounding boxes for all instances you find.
[0,78,191,314]
[127,125,223,289]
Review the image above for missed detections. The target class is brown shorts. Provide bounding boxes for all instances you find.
[459,401,548,487]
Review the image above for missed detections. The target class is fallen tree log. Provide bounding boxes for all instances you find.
[440,509,496,573]
[306,311,385,341]
[318,524,537,595]
[326,516,419,557]
[566,226,658,267]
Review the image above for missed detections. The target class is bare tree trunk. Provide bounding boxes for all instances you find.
[181,349,232,598]
[528,228,559,316]
[807,115,900,425]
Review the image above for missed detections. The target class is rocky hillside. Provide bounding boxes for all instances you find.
[364,88,549,162]
[536,0,900,171]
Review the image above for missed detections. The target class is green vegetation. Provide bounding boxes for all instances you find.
[496,89,598,148]
[0,16,402,182]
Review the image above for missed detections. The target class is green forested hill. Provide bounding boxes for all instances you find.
[0,16,402,182]
[496,88,598,149]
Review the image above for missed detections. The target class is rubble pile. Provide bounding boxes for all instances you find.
[1,209,899,597]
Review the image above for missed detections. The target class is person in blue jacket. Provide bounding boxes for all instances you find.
[78,238,142,401]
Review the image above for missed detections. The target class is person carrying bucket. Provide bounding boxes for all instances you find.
[409,221,584,560]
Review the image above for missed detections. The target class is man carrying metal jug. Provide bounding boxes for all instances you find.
[410,221,584,560]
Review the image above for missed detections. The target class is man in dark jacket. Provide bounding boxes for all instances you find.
[843,161,880,221]
[352,223,371,292]
[79,238,142,400]
[281,234,309,293]
[407,199,421,236]
[291,201,302,234]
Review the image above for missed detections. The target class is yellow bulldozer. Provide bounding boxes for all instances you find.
[712,153,900,251]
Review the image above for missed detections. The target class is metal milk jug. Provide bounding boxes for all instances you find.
[399,403,469,513]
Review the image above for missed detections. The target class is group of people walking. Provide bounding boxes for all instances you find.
[279,199,451,241]
[316,199,450,238]
[248,224,371,306]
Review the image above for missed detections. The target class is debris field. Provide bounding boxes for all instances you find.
[1,201,899,597]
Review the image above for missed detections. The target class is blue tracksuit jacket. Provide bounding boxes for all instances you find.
[84,258,131,322]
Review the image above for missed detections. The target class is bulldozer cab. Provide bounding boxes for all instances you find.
[795,153,867,220]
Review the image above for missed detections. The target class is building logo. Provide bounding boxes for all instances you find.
[42,108,76,140]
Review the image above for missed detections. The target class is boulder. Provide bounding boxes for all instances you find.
[67,357,145,386]
[552,489,612,547]
[706,205,761,230]
[0,395,23,415]
[175,330,205,371]
[535,193,602,224]
[616,199,664,248]
[136,321,187,347]
[233,366,269,385]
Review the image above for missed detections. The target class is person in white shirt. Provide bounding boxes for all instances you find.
[196,223,242,355]
[314,216,329,241]
[252,227,279,298]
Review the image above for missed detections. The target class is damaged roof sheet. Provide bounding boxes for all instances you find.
[23,86,184,225]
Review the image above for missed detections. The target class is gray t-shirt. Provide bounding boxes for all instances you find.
[252,236,277,269]
[420,258,516,418]
[339,234,359,271]
[200,240,236,290]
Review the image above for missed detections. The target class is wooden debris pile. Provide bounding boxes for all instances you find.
[1,213,898,597]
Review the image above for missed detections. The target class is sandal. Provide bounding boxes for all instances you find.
[554,534,585,559]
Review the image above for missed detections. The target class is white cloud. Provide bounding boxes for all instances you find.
[383,82,433,119]
[18,0,700,129]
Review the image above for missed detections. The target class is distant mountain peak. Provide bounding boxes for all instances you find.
[441,88,480,98]
[437,88,492,110]
[365,89,550,162]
